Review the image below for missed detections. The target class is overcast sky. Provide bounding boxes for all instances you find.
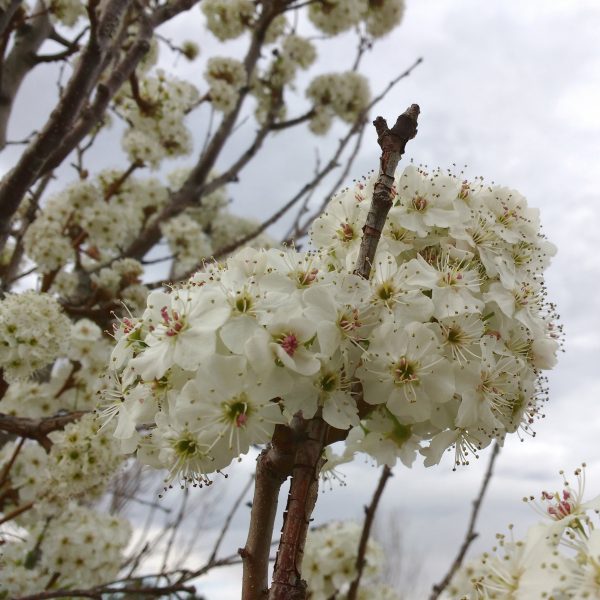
[180,2,600,597]
[4,0,600,597]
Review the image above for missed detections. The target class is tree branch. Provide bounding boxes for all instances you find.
[429,442,501,599]
[0,0,52,150]
[346,465,393,600]
[269,418,328,600]
[13,582,199,600]
[209,473,254,565]
[0,411,87,451]
[266,104,419,600]
[0,0,133,243]
[39,24,152,175]
[241,424,297,600]
[353,105,419,280]
[121,0,284,261]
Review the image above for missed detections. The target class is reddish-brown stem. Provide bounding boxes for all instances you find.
[241,424,297,600]
[354,105,420,280]
[269,418,329,600]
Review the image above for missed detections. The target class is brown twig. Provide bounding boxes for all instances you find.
[0,436,24,489]
[353,105,420,279]
[0,411,87,451]
[429,442,501,599]
[0,499,34,524]
[284,56,423,243]
[103,161,142,200]
[269,418,329,600]
[160,486,190,573]
[241,424,297,600]
[0,0,133,244]
[209,473,254,565]
[13,582,198,600]
[121,1,283,262]
[346,465,393,600]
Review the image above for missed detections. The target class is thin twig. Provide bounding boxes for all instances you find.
[429,442,501,599]
[160,487,190,573]
[0,411,87,451]
[353,105,420,280]
[346,465,393,600]
[209,474,254,565]
[0,436,25,489]
[13,582,198,600]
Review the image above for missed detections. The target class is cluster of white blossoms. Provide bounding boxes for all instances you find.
[0,414,123,513]
[0,318,115,417]
[0,291,71,382]
[101,164,558,484]
[201,0,255,41]
[303,521,400,599]
[117,70,199,168]
[308,0,405,38]
[0,502,130,596]
[205,57,247,114]
[306,72,371,134]
[447,466,600,598]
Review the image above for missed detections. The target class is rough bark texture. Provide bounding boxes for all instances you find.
[241,424,296,600]
[354,105,420,280]
[268,418,329,600]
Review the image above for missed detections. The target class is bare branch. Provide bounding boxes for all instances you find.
[121,1,285,261]
[0,411,87,451]
[40,24,152,174]
[0,0,52,150]
[209,473,254,565]
[0,0,133,242]
[269,418,328,600]
[0,0,23,38]
[285,56,423,243]
[0,499,34,524]
[346,465,393,600]
[0,435,24,489]
[241,424,297,600]
[429,442,501,600]
[353,105,420,280]
[13,581,198,600]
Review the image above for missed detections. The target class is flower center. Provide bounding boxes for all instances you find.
[234,292,253,314]
[392,357,419,384]
[541,489,575,520]
[319,371,338,393]
[336,222,355,242]
[174,435,199,457]
[279,333,299,356]
[338,308,361,332]
[224,397,250,428]
[411,195,427,212]
[296,268,318,287]
[160,306,185,337]
[376,281,396,301]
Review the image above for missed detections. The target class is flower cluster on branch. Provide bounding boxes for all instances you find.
[102,163,559,486]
